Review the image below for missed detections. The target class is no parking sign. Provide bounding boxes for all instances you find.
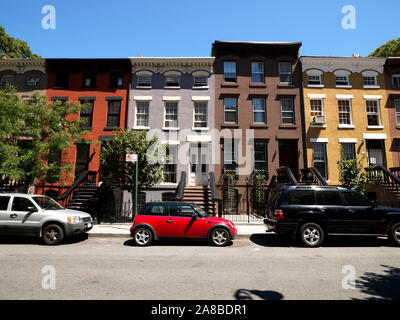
[125,153,137,162]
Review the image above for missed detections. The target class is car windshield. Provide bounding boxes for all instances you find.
[32,196,64,210]
[194,205,209,218]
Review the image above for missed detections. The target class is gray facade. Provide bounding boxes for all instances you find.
[127,57,215,202]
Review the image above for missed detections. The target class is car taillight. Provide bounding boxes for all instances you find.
[274,209,284,220]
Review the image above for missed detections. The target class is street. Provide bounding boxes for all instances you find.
[0,234,399,300]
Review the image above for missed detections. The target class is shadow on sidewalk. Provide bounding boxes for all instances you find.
[234,288,284,300]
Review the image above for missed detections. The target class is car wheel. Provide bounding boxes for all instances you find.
[299,223,324,247]
[42,224,64,245]
[389,223,400,246]
[133,227,153,246]
[210,228,230,247]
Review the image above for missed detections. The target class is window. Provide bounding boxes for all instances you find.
[280,99,295,124]
[106,100,121,128]
[316,191,342,206]
[366,100,381,126]
[164,102,178,128]
[80,100,94,128]
[136,101,149,127]
[312,143,328,179]
[194,76,208,87]
[224,138,238,174]
[279,62,292,84]
[342,191,371,206]
[137,75,151,87]
[281,190,315,205]
[393,75,400,87]
[395,100,400,125]
[253,98,266,123]
[338,100,352,125]
[1,75,14,86]
[310,99,323,117]
[165,76,180,87]
[82,73,96,88]
[308,75,321,85]
[48,146,62,166]
[336,76,349,86]
[254,141,268,175]
[251,62,264,83]
[224,98,237,123]
[0,196,10,210]
[12,197,35,211]
[26,76,40,86]
[54,73,69,88]
[110,73,124,88]
[224,61,236,82]
[363,76,377,86]
[341,143,356,160]
[163,144,177,183]
[143,205,167,216]
[193,102,208,128]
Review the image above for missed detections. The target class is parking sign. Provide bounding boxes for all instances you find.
[125,153,138,162]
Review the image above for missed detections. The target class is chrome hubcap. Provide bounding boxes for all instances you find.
[304,227,320,245]
[135,229,150,245]
[213,230,228,245]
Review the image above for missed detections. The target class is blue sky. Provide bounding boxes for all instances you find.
[0,0,398,58]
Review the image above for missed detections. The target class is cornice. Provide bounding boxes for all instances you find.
[300,56,385,73]
[0,59,46,74]
[130,57,214,74]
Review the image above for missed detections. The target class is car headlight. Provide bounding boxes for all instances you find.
[68,216,81,223]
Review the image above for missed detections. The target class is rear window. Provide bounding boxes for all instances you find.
[0,196,10,210]
[281,190,315,205]
[342,191,371,206]
[316,191,342,206]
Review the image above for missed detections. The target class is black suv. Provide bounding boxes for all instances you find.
[264,186,400,247]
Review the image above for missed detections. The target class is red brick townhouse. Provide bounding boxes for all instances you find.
[38,58,131,196]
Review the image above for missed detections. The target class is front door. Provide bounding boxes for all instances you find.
[189,143,209,186]
[75,143,90,178]
[366,139,386,167]
[279,140,299,180]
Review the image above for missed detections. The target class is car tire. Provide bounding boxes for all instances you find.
[210,228,230,247]
[299,223,325,247]
[133,227,153,246]
[389,222,400,246]
[42,224,64,245]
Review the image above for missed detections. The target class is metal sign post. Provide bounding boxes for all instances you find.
[126,153,138,218]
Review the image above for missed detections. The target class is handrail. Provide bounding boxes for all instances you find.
[276,167,298,185]
[366,166,400,190]
[300,167,328,186]
[209,172,222,216]
[389,167,400,179]
[58,170,97,206]
[174,171,186,201]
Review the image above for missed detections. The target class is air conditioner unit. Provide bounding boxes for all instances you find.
[313,115,326,124]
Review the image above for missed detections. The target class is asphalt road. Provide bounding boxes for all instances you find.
[0,234,399,300]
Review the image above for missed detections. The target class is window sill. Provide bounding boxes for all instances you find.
[250,124,268,129]
[193,86,209,90]
[363,85,380,89]
[338,124,355,129]
[136,86,152,89]
[221,82,238,88]
[162,127,179,131]
[103,126,119,131]
[307,84,324,88]
[367,125,384,130]
[336,85,352,88]
[396,125,400,130]
[310,124,326,128]
[132,126,150,130]
[279,124,297,129]
[192,127,209,131]
[164,86,181,89]
[221,123,239,128]
[277,84,295,88]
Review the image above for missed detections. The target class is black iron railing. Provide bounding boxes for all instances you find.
[58,170,97,207]
[276,167,298,185]
[366,165,400,194]
[174,171,186,201]
[300,167,328,186]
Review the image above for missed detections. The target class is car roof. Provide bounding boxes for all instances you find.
[144,202,196,206]
[282,185,348,191]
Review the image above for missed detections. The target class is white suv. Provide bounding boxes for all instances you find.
[0,193,93,245]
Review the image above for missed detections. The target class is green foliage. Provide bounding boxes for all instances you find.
[0,86,87,189]
[255,174,266,203]
[369,38,400,57]
[100,129,164,194]
[0,26,41,58]
[225,173,236,212]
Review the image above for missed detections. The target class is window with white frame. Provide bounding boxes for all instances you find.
[165,75,180,87]
[310,99,323,117]
[341,143,356,160]
[363,76,377,86]
[137,75,151,87]
[136,101,149,127]
[223,138,239,174]
[279,62,292,84]
[312,143,328,179]
[336,76,349,86]
[393,75,400,87]
[193,102,208,128]
[224,61,236,82]
[194,76,208,87]
[163,144,178,183]
[224,98,237,123]
[251,62,264,83]
[396,100,400,125]
[338,100,352,125]
[164,102,178,128]
[253,98,266,123]
[280,99,295,124]
[366,100,381,126]
[308,75,321,85]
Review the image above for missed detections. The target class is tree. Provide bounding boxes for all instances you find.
[369,38,400,57]
[0,85,88,191]
[0,25,41,58]
[100,129,165,204]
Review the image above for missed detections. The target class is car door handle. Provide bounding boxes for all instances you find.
[10,214,17,219]
[166,219,174,223]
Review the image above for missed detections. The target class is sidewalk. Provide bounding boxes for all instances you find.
[88,222,268,239]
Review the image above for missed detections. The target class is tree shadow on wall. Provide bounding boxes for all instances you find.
[234,289,284,300]
[355,265,400,300]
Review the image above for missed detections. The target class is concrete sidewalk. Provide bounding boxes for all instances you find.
[88,222,267,239]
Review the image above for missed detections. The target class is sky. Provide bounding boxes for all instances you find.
[0,0,399,58]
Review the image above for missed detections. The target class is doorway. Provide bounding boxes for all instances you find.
[366,139,386,167]
[188,142,209,186]
[75,143,90,178]
[278,140,299,179]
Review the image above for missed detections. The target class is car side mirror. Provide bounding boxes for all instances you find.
[191,212,197,220]
[28,206,38,212]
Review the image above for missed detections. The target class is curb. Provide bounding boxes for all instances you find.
[87,232,268,240]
